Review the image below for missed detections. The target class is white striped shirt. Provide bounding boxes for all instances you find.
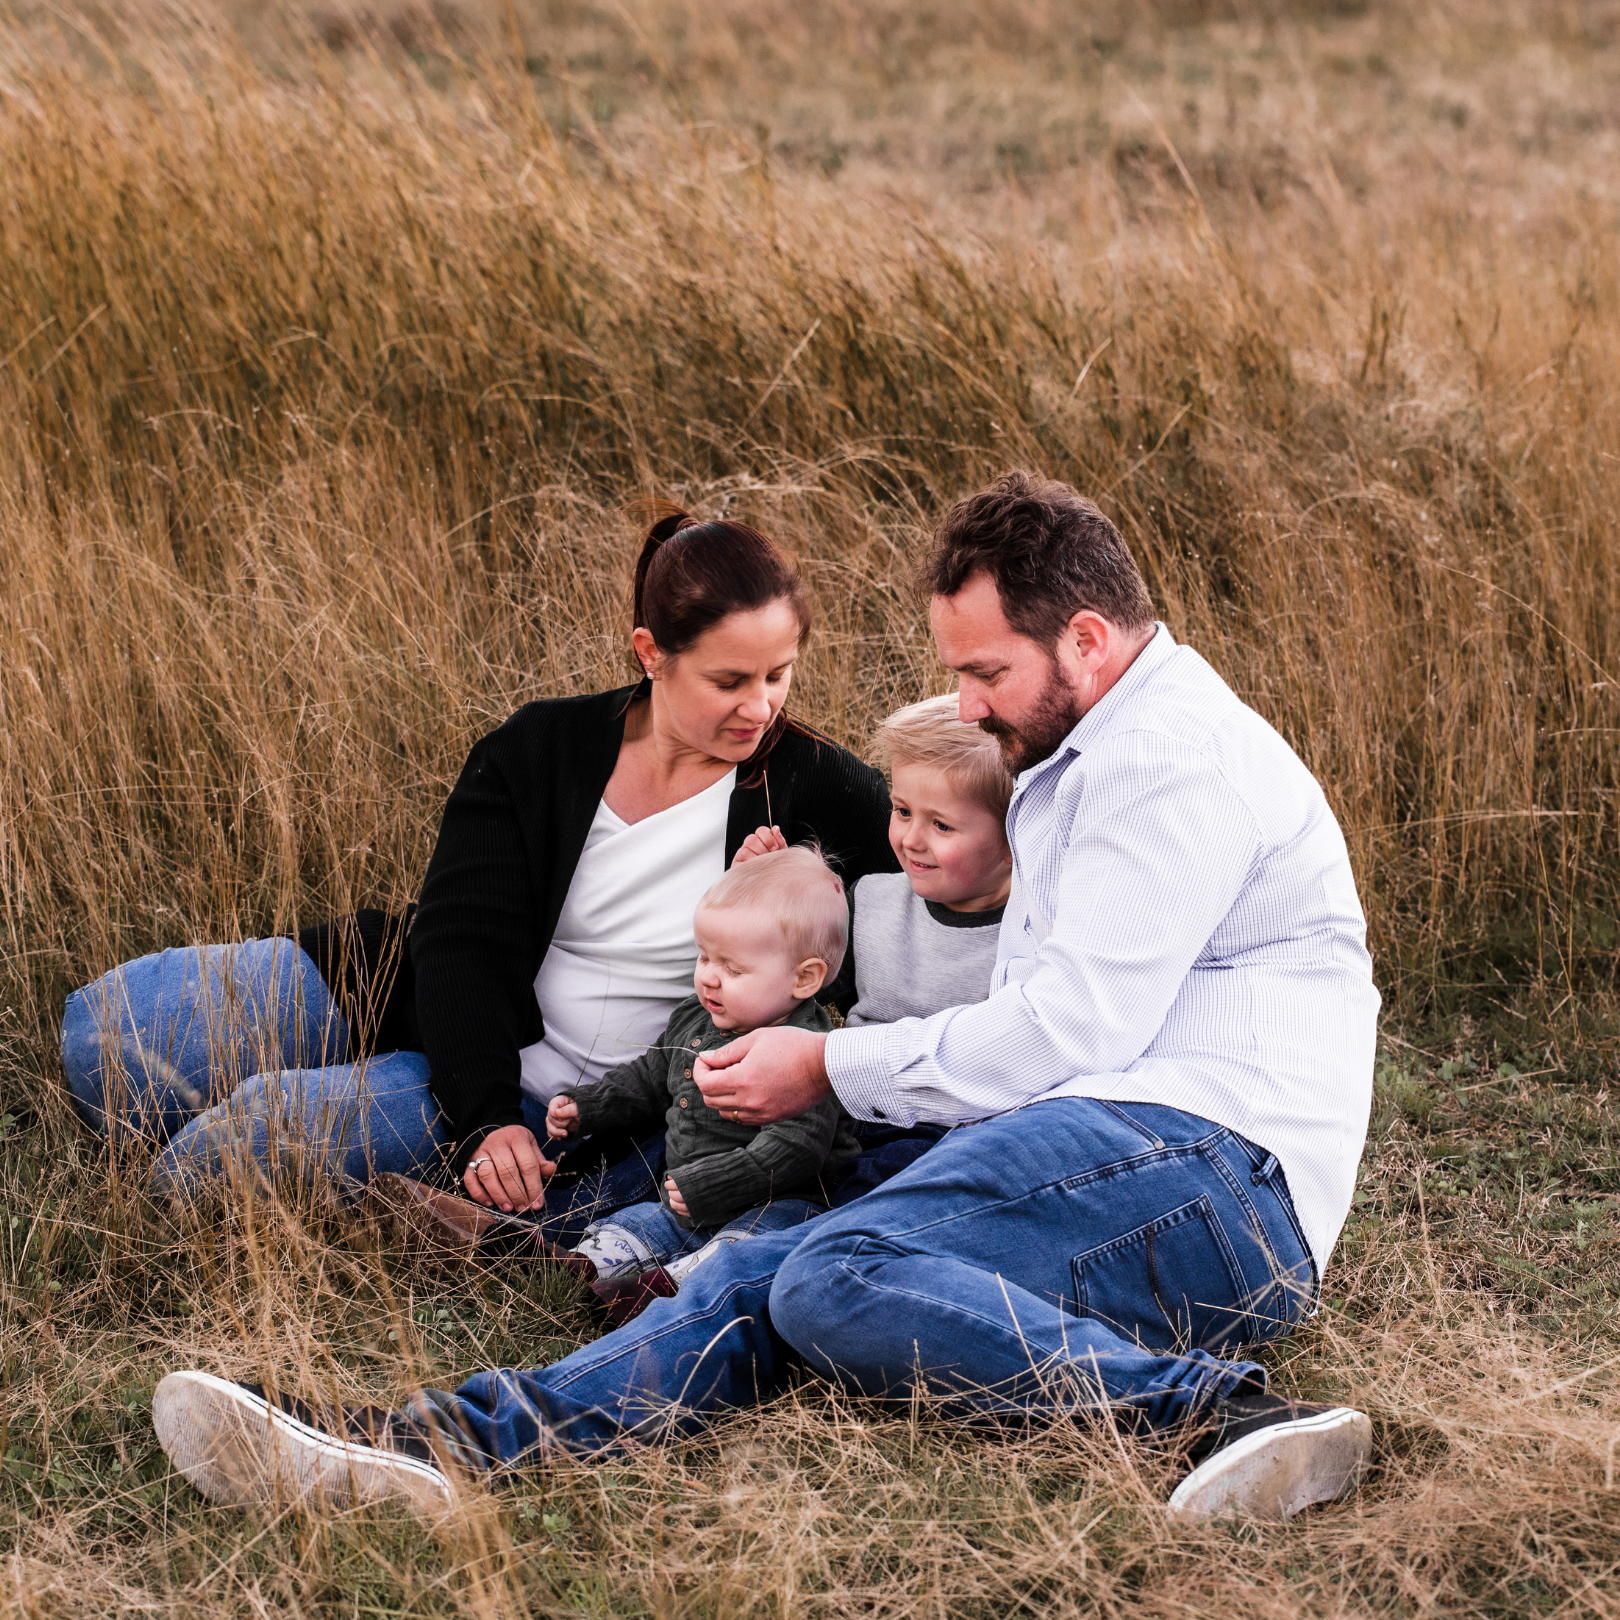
[827,624,1381,1272]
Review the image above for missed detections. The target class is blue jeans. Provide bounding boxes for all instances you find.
[60,939,664,1238]
[413,1098,1316,1464]
[591,1194,827,1264]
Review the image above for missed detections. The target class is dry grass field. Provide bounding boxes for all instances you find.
[4,0,1620,1612]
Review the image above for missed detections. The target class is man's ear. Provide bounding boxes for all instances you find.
[1066,609,1112,667]
[792,956,830,1000]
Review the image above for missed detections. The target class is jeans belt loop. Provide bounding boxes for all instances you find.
[1251,1151,1280,1188]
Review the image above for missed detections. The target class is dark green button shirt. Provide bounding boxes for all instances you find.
[567,993,858,1230]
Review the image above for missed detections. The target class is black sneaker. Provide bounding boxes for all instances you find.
[1166,1393,1371,1522]
[153,1371,454,1515]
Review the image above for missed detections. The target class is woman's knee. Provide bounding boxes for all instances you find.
[61,959,210,1141]
[151,1066,345,1195]
[61,982,113,1128]
[60,939,342,1144]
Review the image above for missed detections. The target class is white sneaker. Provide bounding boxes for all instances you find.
[1166,1397,1371,1522]
[153,1371,454,1516]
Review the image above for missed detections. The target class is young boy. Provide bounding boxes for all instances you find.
[848,691,1014,1025]
[740,692,1014,1030]
[540,844,859,1303]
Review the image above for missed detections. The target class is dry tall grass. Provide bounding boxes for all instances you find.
[3,0,1620,1613]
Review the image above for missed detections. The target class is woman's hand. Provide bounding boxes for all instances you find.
[462,1124,555,1213]
[546,1094,580,1139]
[732,824,788,864]
[664,1175,691,1218]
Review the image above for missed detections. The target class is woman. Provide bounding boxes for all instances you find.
[62,510,897,1224]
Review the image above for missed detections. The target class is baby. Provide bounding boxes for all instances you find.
[543,845,859,1294]
[554,696,1013,1318]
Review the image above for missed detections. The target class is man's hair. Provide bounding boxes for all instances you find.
[870,694,1015,827]
[699,845,848,976]
[924,470,1155,642]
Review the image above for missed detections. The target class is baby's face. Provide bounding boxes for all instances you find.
[692,905,805,1032]
[889,760,1013,912]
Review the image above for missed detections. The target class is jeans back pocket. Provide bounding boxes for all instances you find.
[1071,1194,1249,1355]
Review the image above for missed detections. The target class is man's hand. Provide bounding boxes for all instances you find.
[731,824,788,864]
[664,1175,690,1218]
[695,1026,833,1124]
[462,1124,554,1213]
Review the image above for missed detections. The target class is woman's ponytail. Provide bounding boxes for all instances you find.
[631,505,701,634]
[628,504,812,668]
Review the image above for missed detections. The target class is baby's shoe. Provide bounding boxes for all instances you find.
[590,1267,679,1328]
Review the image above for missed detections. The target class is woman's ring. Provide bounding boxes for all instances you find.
[468,1157,488,1171]
[731,1109,741,1122]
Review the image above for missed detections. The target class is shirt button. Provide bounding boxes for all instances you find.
[684,1068,692,1078]
[692,1039,702,1048]
[679,1098,689,1108]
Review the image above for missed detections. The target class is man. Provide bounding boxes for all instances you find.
[153,472,1380,1523]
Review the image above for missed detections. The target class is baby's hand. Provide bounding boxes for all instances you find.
[732,824,788,864]
[664,1175,690,1218]
[546,1095,580,1138]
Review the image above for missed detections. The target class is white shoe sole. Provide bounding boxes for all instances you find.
[1166,1406,1372,1523]
[153,1371,454,1516]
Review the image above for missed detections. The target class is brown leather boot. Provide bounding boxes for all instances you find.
[370,1173,551,1260]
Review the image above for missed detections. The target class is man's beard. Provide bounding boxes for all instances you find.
[977,659,1085,775]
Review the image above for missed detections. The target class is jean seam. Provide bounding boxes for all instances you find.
[1068,1191,1231,1270]
[840,1165,1132,1257]
[1097,1099,1167,1150]
[1205,1138,1310,1331]
[803,1259,1141,1406]
[545,1269,787,1394]
[1221,1130,1316,1280]
[1258,1164,1317,1295]
[1060,1138,1209,1193]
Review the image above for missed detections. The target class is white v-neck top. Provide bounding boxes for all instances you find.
[518,767,736,1103]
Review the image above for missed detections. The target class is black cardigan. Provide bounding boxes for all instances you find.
[408,683,897,1170]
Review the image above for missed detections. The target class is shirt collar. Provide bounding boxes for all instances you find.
[1011,622,1177,796]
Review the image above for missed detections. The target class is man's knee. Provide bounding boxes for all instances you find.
[767,1219,867,1359]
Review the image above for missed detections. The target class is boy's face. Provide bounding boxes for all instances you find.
[888,761,1013,912]
[692,905,822,1032]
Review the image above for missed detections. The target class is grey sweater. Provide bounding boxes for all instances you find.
[844,873,1004,1028]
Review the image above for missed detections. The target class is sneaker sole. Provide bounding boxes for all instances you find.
[1166,1406,1371,1523]
[153,1371,453,1516]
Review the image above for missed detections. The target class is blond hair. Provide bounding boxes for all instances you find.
[869,693,1015,824]
[698,844,848,976]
